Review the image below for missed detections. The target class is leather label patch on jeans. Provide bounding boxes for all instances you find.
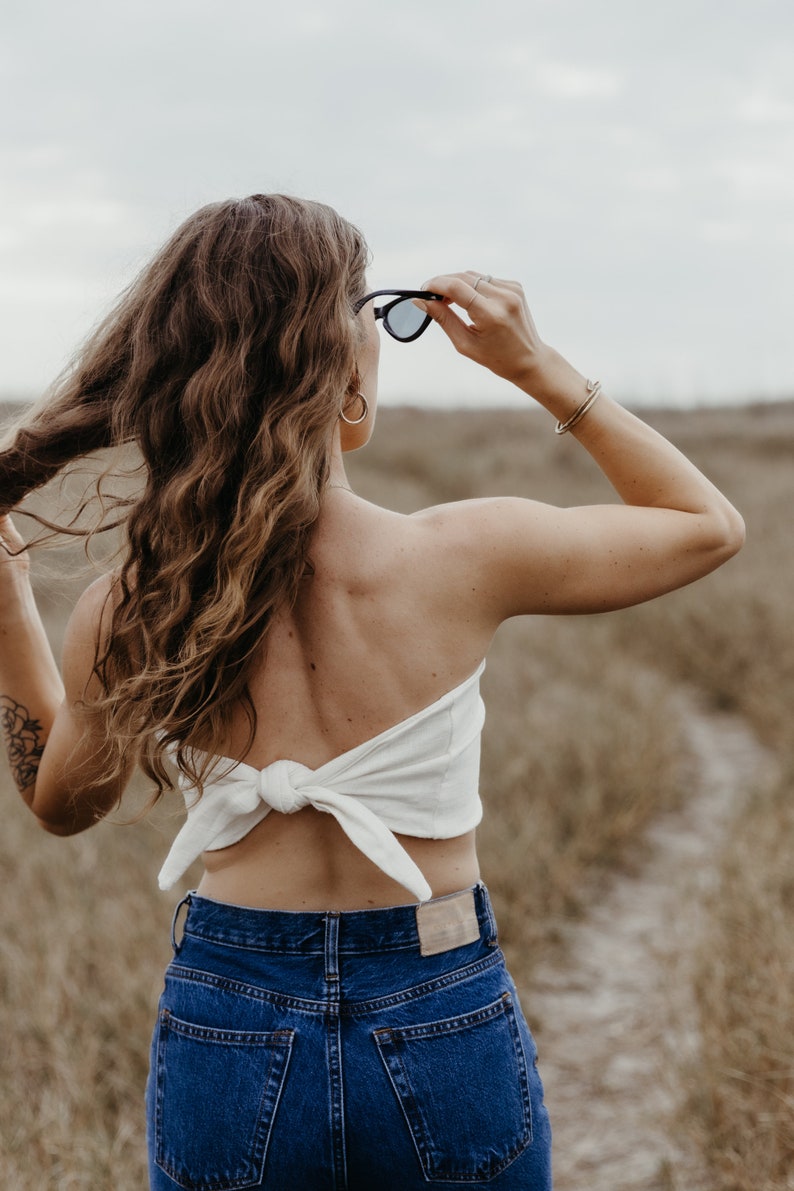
[416,888,480,956]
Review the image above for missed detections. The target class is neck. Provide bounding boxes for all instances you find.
[327,431,353,492]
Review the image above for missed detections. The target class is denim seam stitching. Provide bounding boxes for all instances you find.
[342,949,504,1015]
[166,964,328,1013]
[180,928,420,956]
[164,948,504,1017]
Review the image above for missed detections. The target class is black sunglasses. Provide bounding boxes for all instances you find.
[353,289,444,342]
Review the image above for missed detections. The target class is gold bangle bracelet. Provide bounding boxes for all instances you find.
[554,379,602,435]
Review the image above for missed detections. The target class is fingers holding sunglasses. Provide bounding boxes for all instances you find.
[422,272,490,306]
[411,278,479,354]
[421,272,517,316]
[462,270,502,296]
[418,272,548,385]
[416,274,492,328]
[459,272,525,299]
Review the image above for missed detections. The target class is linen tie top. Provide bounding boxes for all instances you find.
[157,661,486,903]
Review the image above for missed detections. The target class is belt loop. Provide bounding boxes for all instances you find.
[477,881,499,947]
[324,911,340,983]
[170,892,192,954]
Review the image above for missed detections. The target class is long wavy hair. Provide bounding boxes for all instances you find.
[0,194,369,801]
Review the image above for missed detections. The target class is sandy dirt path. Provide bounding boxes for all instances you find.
[524,698,777,1191]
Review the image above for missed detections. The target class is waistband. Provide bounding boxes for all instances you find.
[172,882,498,957]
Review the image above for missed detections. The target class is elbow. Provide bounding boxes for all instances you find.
[718,504,746,560]
[36,814,82,837]
[33,795,110,836]
[701,503,745,570]
[33,800,96,837]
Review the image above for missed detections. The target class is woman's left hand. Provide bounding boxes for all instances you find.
[0,514,33,599]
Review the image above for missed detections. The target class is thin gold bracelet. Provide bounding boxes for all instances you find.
[554,379,602,435]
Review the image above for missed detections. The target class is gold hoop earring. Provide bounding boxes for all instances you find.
[339,392,369,425]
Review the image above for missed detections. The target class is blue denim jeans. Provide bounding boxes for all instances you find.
[145,883,552,1189]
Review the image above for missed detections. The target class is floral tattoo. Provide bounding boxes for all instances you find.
[0,696,45,792]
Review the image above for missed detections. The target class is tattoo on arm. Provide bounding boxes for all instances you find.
[0,695,45,792]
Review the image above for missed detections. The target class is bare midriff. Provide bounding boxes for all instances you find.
[195,807,481,911]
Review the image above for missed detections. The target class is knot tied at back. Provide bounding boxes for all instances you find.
[256,759,316,814]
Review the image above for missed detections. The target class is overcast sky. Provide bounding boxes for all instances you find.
[2,0,792,407]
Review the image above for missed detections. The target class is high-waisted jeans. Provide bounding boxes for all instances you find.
[145,883,552,1189]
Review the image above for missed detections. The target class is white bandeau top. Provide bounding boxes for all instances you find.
[157,661,486,902]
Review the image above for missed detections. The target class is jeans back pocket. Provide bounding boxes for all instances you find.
[374,991,533,1183]
[154,1009,295,1190]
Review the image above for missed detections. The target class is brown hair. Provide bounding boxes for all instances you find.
[0,194,369,799]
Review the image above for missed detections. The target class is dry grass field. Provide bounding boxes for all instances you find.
[1,400,792,1188]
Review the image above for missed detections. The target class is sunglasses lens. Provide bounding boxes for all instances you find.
[385,299,426,341]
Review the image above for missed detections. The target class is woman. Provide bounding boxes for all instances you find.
[0,194,743,1189]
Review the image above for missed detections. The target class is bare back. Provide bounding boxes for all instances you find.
[196,491,491,910]
[14,256,744,924]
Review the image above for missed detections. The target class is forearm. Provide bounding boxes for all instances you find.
[0,578,65,808]
[519,348,745,536]
[418,273,743,541]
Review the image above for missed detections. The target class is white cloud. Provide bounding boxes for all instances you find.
[737,91,794,123]
[699,219,752,243]
[533,62,623,100]
[716,153,794,201]
[1,0,793,403]
[22,199,129,230]
[624,166,682,194]
[0,276,100,302]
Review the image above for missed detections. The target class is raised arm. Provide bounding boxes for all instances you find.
[0,517,64,810]
[0,515,130,833]
[413,273,745,622]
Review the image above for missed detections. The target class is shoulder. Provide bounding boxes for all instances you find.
[403,497,550,627]
[61,572,120,701]
[409,497,549,569]
[410,496,540,537]
[65,571,120,646]
[407,495,626,621]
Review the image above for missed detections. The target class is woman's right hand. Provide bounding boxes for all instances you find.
[414,271,744,624]
[417,271,563,396]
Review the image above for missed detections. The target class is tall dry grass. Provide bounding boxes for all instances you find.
[599,403,794,750]
[0,400,791,1187]
[581,404,794,1189]
[683,763,794,1191]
